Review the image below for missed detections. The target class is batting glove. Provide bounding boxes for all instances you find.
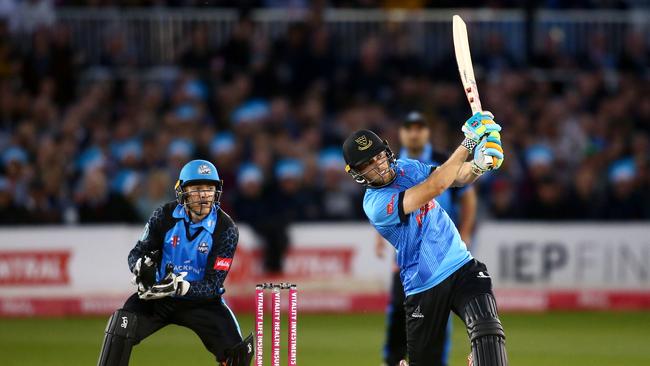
[472,131,504,174]
[462,111,501,144]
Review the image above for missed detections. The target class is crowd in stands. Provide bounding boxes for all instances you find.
[0,0,643,11]
[0,6,648,226]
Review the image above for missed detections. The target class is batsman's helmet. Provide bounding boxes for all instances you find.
[342,129,396,187]
[175,159,223,206]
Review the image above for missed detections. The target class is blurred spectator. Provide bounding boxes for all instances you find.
[604,158,645,220]
[565,165,606,220]
[487,178,522,219]
[0,176,31,224]
[178,25,216,72]
[75,168,140,223]
[135,169,173,221]
[275,159,320,222]
[317,148,360,220]
[233,163,290,274]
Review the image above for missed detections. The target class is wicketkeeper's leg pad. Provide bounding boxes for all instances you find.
[97,309,138,366]
[461,294,508,366]
[221,332,255,366]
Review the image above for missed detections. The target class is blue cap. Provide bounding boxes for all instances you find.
[114,139,142,161]
[177,159,221,188]
[609,158,636,183]
[111,169,141,195]
[210,132,236,155]
[77,147,106,172]
[237,163,263,184]
[2,146,28,166]
[184,79,207,101]
[168,139,195,158]
[175,104,199,122]
[231,99,270,125]
[275,159,304,179]
[318,147,346,170]
[525,145,553,167]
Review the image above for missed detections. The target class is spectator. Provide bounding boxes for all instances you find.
[0,176,31,224]
[233,163,289,274]
[604,158,645,220]
[75,168,140,223]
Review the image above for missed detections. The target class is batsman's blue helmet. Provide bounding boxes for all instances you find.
[175,159,223,205]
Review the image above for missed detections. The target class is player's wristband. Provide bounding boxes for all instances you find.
[470,161,486,176]
[461,137,478,152]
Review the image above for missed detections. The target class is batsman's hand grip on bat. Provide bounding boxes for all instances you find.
[472,131,505,174]
[462,111,501,146]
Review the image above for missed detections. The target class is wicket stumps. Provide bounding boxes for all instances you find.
[255,283,297,366]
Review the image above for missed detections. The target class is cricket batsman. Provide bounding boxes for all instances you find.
[378,111,477,366]
[343,112,507,366]
[97,159,254,366]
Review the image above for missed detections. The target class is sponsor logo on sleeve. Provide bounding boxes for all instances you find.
[214,257,232,271]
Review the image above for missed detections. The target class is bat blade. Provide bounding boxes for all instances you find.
[453,15,482,114]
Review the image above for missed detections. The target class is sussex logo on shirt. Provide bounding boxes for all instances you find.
[214,257,232,271]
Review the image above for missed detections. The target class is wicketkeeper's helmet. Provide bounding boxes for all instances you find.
[175,159,224,207]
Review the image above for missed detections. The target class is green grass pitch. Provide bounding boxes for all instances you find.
[1,311,649,365]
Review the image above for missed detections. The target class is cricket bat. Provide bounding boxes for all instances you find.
[454,15,497,168]
[453,15,482,115]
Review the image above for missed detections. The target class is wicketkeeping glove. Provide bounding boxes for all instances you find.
[462,111,502,144]
[138,264,190,300]
[472,131,504,173]
[131,253,158,293]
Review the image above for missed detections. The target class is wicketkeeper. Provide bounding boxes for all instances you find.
[97,159,254,366]
[343,112,508,366]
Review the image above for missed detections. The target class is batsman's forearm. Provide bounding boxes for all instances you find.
[402,144,470,214]
[453,162,481,187]
[425,145,470,196]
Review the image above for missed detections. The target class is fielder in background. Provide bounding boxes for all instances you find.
[97,159,254,366]
[343,111,506,366]
[377,111,477,366]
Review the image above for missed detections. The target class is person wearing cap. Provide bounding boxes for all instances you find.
[97,159,254,366]
[342,111,507,366]
[377,111,478,366]
[233,162,290,274]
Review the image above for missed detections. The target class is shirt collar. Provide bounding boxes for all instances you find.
[173,204,218,234]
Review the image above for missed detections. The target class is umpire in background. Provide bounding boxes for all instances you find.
[97,159,253,366]
[377,111,477,366]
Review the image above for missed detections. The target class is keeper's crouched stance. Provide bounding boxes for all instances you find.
[98,160,254,366]
[342,112,507,366]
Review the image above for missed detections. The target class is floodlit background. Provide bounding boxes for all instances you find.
[0,1,649,365]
